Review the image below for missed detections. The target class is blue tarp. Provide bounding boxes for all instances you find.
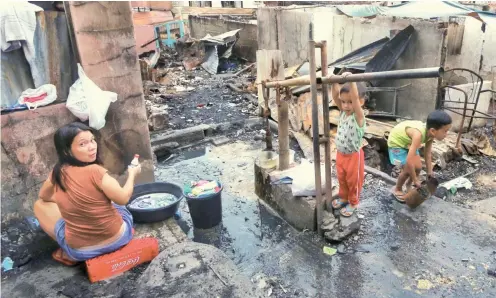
[337,1,496,22]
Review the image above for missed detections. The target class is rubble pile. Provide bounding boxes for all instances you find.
[142,67,259,132]
[322,208,362,242]
[139,32,259,132]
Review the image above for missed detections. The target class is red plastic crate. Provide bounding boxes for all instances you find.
[85,237,159,283]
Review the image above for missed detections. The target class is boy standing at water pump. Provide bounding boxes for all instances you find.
[330,73,367,217]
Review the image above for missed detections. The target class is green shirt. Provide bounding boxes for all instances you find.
[335,112,365,154]
[387,120,427,149]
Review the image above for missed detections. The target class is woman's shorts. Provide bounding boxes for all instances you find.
[54,204,133,261]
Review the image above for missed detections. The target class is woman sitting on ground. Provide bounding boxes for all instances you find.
[34,122,141,265]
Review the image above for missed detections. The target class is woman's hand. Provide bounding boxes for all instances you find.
[128,164,142,178]
[102,164,141,206]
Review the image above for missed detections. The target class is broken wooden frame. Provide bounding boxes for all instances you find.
[261,40,444,236]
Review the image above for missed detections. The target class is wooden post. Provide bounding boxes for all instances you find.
[277,87,290,170]
[262,82,273,151]
[256,50,285,151]
[309,38,324,236]
[319,41,333,207]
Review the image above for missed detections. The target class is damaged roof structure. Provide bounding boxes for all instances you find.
[200,29,241,74]
[290,24,414,94]
[336,0,496,22]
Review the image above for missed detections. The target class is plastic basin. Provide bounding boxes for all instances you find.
[127,182,183,223]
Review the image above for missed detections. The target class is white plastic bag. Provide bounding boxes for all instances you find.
[290,159,329,197]
[18,84,57,109]
[66,64,117,129]
[88,91,118,130]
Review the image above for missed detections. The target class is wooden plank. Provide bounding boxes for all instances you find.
[257,7,278,51]
[276,10,311,68]
[256,50,285,118]
[293,131,336,161]
[294,89,336,136]
[447,22,465,55]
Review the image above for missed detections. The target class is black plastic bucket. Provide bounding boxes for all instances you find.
[127,182,183,223]
[184,183,223,229]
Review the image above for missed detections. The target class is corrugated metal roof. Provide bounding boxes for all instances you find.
[365,25,414,86]
[329,37,390,70]
[291,24,414,94]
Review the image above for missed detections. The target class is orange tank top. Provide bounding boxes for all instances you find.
[53,164,123,248]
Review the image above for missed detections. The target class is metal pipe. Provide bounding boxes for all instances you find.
[320,41,333,209]
[265,67,444,88]
[309,40,323,236]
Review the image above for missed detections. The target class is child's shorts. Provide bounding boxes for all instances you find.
[388,148,420,166]
[54,203,134,261]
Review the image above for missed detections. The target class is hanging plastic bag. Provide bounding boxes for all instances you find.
[18,84,57,110]
[66,64,117,130]
[88,91,117,130]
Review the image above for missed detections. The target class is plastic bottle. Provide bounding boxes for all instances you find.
[129,154,140,168]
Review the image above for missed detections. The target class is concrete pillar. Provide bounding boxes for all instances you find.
[66,1,154,183]
[234,1,242,8]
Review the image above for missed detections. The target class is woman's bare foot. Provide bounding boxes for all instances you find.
[52,248,78,266]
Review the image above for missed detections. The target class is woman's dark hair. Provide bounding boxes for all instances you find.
[52,122,102,191]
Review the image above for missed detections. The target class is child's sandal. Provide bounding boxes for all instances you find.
[393,192,406,204]
[340,205,357,217]
[331,198,348,210]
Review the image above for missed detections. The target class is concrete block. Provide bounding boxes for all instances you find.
[211,136,231,146]
[134,218,188,252]
[254,161,316,231]
[1,103,77,224]
[150,124,211,147]
[135,242,264,297]
[272,183,316,231]
[149,112,168,131]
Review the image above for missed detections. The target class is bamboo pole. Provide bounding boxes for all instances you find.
[320,41,333,208]
[309,39,324,236]
[277,87,290,170]
[262,82,273,151]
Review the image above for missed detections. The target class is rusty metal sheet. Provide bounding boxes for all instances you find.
[330,37,390,71]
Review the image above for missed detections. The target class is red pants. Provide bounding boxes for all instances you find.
[336,149,364,206]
